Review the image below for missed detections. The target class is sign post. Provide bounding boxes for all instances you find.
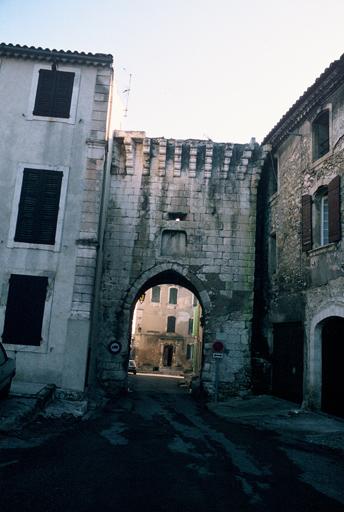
[212,341,224,402]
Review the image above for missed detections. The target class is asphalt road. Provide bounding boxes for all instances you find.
[0,375,343,512]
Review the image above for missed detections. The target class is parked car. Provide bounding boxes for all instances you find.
[0,342,15,398]
[128,359,137,375]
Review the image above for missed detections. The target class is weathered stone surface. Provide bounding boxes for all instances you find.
[94,132,266,397]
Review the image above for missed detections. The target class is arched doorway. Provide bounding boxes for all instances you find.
[129,270,205,381]
[321,316,344,417]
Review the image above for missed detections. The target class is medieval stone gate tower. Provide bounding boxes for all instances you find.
[94,130,266,397]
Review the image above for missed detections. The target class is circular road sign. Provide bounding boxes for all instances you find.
[108,341,122,355]
[212,340,224,352]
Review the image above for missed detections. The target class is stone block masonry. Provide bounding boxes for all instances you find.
[96,131,267,397]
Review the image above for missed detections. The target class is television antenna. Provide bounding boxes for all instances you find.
[123,72,132,118]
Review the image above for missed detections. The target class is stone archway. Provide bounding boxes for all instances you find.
[307,302,344,411]
[126,265,210,377]
[122,264,211,384]
[95,263,213,395]
[321,317,344,417]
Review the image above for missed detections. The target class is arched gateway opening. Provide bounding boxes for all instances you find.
[321,316,344,417]
[129,270,205,382]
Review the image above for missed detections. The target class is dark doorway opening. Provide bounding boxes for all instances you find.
[163,345,174,367]
[322,316,344,417]
[272,322,304,404]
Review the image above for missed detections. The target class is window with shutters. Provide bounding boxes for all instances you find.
[27,64,80,124]
[301,176,341,251]
[186,344,194,360]
[2,275,48,346]
[167,316,176,333]
[312,110,330,161]
[188,318,194,335]
[151,286,161,303]
[8,164,69,251]
[33,69,75,118]
[15,168,62,245]
[169,287,178,305]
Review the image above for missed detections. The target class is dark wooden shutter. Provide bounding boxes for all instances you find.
[33,69,55,116]
[301,194,312,251]
[167,316,176,333]
[328,175,341,243]
[38,170,63,244]
[33,69,74,118]
[15,168,63,245]
[169,288,178,304]
[2,275,48,346]
[52,71,75,118]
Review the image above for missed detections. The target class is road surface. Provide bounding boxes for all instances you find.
[0,375,343,511]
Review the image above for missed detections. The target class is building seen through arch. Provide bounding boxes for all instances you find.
[131,285,203,376]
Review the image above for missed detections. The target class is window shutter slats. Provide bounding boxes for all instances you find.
[53,71,75,118]
[15,169,40,243]
[14,168,63,245]
[301,194,312,251]
[33,69,74,118]
[328,175,341,243]
[33,69,55,116]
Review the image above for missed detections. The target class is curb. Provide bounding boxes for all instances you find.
[0,384,56,433]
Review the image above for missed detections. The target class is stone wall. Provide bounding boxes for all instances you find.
[95,131,266,397]
[257,81,344,407]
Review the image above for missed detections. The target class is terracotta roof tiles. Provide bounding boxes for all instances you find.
[0,43,113,67]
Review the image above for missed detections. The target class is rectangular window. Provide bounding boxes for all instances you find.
[301,194,312,251]
[33,69,75,118]
[269,233,277,274]
[188,318,194,335]
[321,195,329,245]
[151,286,161,303]
[167,316,176,333]
[313,110,330,161]
[14,168,63,245]
[169,287,178,304]
[2,275,48,346]
[186,344,194,360]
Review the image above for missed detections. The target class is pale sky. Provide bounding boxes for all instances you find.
[1,0,343,143]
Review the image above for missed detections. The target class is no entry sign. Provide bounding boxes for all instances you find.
[212,340,224,353]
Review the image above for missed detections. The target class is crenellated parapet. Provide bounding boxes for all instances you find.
[112,130,261,179]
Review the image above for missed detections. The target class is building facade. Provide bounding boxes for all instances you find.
[0,44,113,393]
[132,285,202,374]
[255,53,344,416]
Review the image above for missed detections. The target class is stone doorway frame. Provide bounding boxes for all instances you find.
[307,300,344,410]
